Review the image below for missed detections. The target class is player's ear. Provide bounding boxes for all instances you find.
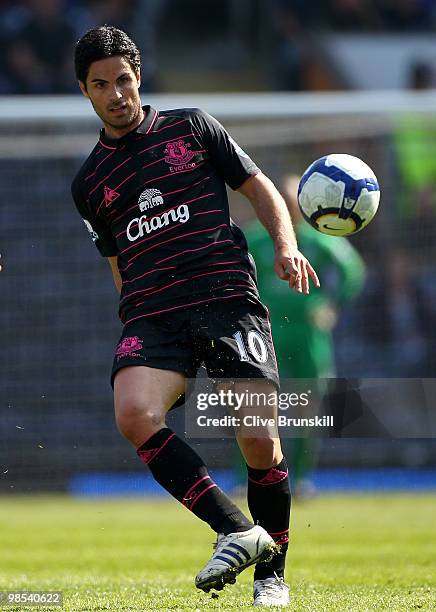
[78,80,89,98]
[136,70,141,89]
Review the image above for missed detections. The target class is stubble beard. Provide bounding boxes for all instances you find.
[94,98,143,133]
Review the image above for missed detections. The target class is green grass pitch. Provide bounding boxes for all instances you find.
[0,493,435,610]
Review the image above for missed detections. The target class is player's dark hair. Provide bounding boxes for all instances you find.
[74,26,141,85]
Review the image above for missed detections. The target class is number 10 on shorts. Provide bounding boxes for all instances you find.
[233,330,268,363]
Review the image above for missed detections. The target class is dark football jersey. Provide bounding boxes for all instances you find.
[71,106,261,324]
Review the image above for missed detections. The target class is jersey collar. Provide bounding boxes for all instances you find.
[99,105,158,148]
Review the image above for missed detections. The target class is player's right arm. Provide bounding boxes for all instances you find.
[72,175,120,292]
[107,256,122,294]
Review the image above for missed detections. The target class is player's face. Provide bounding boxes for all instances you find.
[79,56,143,137]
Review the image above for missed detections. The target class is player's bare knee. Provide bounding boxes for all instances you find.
[115,401,166,441]
[241,436,281,469]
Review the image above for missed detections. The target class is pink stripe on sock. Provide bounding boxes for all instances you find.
[183,474,210,501]
[152,432,175,458]
[269,528,290,544]
[248,468,289,486]
[137,432,176,464]
[274,535,289,544]
[189,483,218,511]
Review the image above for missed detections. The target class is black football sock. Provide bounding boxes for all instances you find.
[246,457,291,580]
[137,428,253,535]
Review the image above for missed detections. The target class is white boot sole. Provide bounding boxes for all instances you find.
[196,542,278,593]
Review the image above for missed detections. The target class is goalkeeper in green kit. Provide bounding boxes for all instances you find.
[245,175,366,496]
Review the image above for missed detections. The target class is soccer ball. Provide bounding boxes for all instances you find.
[297,154,380,236]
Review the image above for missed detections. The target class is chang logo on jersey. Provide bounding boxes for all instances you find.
[138,188,164,212]
[126,204,190,242]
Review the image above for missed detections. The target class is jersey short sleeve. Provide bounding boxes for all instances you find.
[71,178,118,257]
[190,109,260,190]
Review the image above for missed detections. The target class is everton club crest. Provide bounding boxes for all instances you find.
[164,139,195,166]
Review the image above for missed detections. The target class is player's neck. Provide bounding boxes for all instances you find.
[103,107,145,141]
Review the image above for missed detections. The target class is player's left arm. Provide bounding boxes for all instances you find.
[191,108,319,293]
[238,172,320,294]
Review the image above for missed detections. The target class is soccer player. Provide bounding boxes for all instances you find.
[72,26,319,607]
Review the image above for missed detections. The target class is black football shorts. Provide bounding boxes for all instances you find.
[111,298,279,393]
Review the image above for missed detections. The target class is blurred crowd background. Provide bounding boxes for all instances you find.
[1,0,436,493]
[2,0,436,94]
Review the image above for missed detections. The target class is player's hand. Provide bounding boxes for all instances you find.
[274,248,320,294]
